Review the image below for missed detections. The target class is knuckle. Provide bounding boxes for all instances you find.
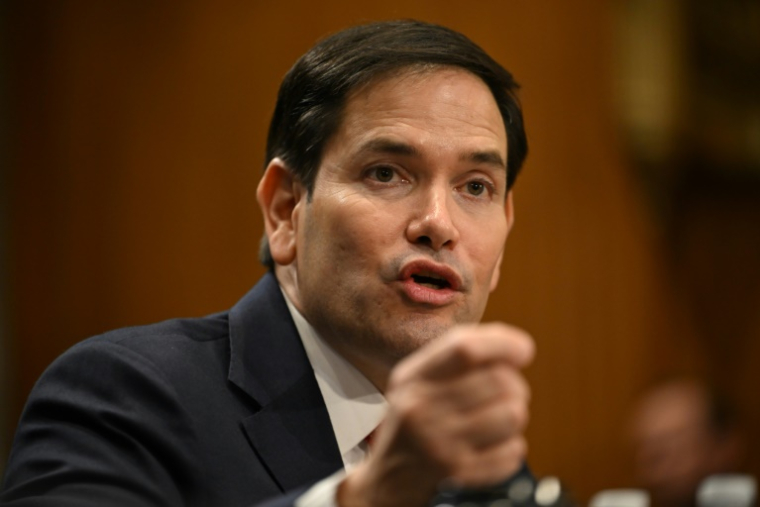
[515,331,536,364]
[520,376,532,403]
[505,400,530,432]
[392,393,421,423]
[518,405,531,431]
[487,366,525,402]
[509,435,528,461]
[449,338,479,367]
[387,361,413,389]
[504,368,530,402]
[500,324,536,365]
[489,366,512,391]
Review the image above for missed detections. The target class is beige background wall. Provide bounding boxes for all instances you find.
[3,1,758,501]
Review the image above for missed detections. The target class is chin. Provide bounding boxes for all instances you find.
[381,315,456,357]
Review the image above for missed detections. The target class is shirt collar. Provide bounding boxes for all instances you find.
[281,289,387,466]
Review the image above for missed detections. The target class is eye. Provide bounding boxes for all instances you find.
[466,181,485,196]
[373,166,394,182]
[366,165,400,183]
[458,177,497,200]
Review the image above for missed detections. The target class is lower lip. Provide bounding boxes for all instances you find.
[399,279,458,306]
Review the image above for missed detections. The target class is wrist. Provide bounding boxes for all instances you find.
[337,467,372,507]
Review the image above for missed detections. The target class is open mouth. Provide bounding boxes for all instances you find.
[410,272,451,290]
[399,260,461,305]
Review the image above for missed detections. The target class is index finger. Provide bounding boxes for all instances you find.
[399,322,535,381]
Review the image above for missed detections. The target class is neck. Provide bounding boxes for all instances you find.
[274,264,391,393]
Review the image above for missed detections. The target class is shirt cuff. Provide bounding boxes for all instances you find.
[295,469,347,507]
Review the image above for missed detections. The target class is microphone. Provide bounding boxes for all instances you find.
[588,490,649,507]
[697,475,757,507]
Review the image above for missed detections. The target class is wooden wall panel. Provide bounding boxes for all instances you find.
[6,0,756,501]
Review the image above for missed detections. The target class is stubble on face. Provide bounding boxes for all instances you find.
[290,68,510,387]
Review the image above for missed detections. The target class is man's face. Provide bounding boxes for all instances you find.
[631,384,731,506]
[287,68,513,384]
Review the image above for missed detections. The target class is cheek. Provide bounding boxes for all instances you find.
[309,203,399,271]
[464,222,507,278]
[338,195,404,239]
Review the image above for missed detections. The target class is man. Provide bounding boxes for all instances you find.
[630,378,745,507]
[2,20,534,507]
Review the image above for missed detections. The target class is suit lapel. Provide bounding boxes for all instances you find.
[228,273,343,491]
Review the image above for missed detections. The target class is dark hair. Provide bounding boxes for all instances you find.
[640,376,739,438]
[704,385,739,438]
[260,19,528,268]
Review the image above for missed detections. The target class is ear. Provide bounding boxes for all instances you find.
[489,191,515,292]
[256,158,305,266]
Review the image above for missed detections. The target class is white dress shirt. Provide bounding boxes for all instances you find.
[281,291,387,506]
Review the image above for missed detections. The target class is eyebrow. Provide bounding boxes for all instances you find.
[463,150,506,169]
[356,138,506,169]
[357,138,420,157]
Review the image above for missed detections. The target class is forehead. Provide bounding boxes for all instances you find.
[635,384,710,433]
[330,68,507,159]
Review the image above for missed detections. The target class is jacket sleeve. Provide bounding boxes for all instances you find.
[1,338,340,507]
[1,339,204,506]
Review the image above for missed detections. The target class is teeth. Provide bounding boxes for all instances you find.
[411,273,449,289]
[418,271,444,281]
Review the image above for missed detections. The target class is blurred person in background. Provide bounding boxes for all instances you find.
[629,378,746,507]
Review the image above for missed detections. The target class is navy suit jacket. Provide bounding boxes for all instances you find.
[2,273,344,506]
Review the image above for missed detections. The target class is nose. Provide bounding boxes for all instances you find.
[406,185,460,251]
